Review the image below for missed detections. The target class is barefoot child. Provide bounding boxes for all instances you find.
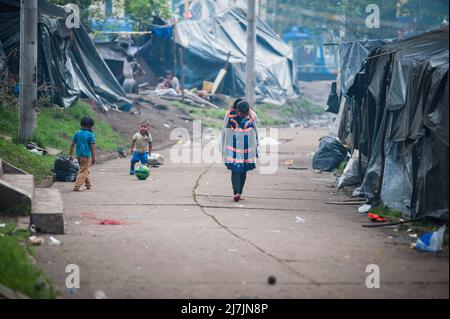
[221,99,259,202]
[130,121,152,175]
[69,116,96,191]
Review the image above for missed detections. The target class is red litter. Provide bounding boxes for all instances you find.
[368,213,386,223]
[97,219,128,225]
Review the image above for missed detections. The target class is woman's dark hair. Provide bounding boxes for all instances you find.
[80,116,94,129]
[232,98,243,109]
[158,76,165,83]
[236,100,250,115]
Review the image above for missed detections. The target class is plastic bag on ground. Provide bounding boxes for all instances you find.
[54,155,79,182]
[415,226,446,253]
[312,136,349,171]
[338,149,367,188]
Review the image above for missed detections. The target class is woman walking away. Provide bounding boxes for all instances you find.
[221,99,259,202]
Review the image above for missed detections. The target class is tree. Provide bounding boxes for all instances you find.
[124,0,172,31]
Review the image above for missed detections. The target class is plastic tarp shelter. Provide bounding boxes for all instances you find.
[137,7,300,104]
[0,0,131,110]
[345,26,449,220]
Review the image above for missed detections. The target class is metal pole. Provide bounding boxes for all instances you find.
[19,0,38,143]
[245,0,256,106]
[178,47,185,103]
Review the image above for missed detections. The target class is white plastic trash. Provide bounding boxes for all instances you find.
[358,204,371,213]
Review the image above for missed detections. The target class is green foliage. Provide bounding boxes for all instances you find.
[0,223,56,298]
[0,100,125,181]
[125,0,172,30]
[0,138,55,182]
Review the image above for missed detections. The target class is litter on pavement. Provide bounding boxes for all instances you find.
[29,236,45,246]
[414,226,446,253]
[358,204,371,213]
[296,216,306,223]
[368,213,386,223]
[49,236,62,246]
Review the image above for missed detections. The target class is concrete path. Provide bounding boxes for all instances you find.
[35,128,449,298]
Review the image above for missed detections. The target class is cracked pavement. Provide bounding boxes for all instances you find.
[35,127,449,298]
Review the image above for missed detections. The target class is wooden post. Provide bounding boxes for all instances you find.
[19,0,38,143]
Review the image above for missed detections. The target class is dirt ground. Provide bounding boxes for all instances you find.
[93,92,194,152]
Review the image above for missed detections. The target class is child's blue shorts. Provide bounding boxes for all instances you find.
[131,151,149,164]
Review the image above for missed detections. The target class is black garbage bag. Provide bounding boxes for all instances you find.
[54,155,79,182]
[312,136,349,171]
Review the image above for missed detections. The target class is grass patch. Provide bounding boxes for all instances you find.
[369,205,403,222]
[334,160,348,177]
[0,138,54,182]
[0,97,126,181]
[172,101,226,129]
[0,222,56,298]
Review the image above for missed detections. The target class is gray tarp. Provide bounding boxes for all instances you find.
[346,26,449,220]
[137,7,300,104]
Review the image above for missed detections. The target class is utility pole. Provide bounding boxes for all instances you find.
[245,0,256,106]
[19,0,38,143]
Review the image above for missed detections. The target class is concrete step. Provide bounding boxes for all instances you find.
[0,174,34,215]
[31,188,64,234]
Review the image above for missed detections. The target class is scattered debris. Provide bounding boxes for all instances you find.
[94,290,107,299]
[267,276,277,285]
[368,213,386,223]
[288,166,308,170]
[49,236,62,246]
[312,136,349,171]
[97,219,127,225]
[28,236,45,246]
[28,148,43,156]
[415,226,446,253]
[29,224,37,233]
[296,216,306,223]
[45,147,63,156]
[0,223,5,228]
[358,204,371,213]
[148,153,165,166]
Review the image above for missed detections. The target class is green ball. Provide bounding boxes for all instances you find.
[135,165,150,180]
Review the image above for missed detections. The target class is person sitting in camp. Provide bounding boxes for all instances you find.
[154,76,178,96]
[165,70,181,93]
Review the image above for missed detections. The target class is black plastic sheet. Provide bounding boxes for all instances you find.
[54,155,79,182]
[347,26,449,220]
[312,136,349,172]
[0,40,5,72]
[0,0,131,110]
[137,7,299,104]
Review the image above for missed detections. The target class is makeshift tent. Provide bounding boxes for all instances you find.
[339,26,449,220]
[137,7,300,104]
[0,40,5,72]
[0,0,131,110]
[95,41,134,85]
